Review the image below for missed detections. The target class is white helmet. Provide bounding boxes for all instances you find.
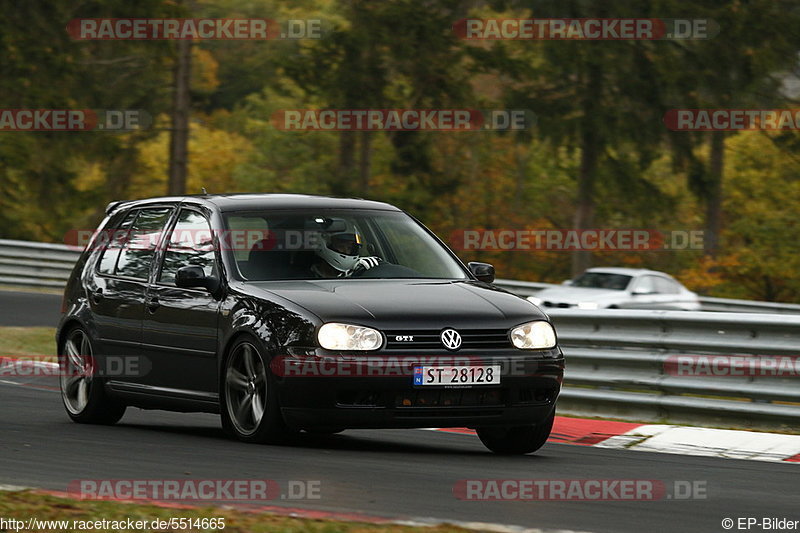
[314,219,363,273]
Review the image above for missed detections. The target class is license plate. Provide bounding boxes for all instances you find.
[413,365,501,386]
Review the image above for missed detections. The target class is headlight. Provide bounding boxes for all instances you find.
[317,323,383,351]
[577,301,599,310]
[510,321,557,349]
[527,296,543,306]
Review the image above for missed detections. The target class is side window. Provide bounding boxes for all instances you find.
[97,211,137,275]
[115,208,173,280]
[158,209,216,285]
[635,276,657,294]
[654,277,681,294]
[227,215,269,262]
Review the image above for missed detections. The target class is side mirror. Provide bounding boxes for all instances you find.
[176,265,221,296]
[468,262,495,283]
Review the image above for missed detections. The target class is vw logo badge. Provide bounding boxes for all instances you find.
[440,329,462,350]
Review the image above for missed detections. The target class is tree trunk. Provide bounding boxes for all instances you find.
[513,142,529,211]
[704,131,725,257]
[168,39,191,196]
[359,131,372,195]
[335,131,356,196]
[572,130,599,276]
[571,64,602,277]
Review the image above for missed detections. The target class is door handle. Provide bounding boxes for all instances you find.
[90,288,103,304]
[146,297,160,312]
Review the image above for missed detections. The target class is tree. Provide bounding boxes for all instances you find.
[168,38,192,195]
[494,0,667,275]
[281,0,474,198]
[657,0,800,257]
[0,0,176,239]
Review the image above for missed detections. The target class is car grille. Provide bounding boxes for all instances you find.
[382,329,511,351]
[394,388,505,408]
[335,386,558,409]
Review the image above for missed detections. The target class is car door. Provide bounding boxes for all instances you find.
[624,275,664,309]
[141,207,221,397]
[653,276,690,310]
[88,206,174,359]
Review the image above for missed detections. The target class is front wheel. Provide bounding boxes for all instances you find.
[59,327,126,425]
[220,337,292,444]
[476,409,555,455]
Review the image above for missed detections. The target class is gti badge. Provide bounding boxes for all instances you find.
[440,328,462,350]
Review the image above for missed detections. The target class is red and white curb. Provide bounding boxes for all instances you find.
[0,359,60,391]
[432,416,800,464]
[595,424,800,463]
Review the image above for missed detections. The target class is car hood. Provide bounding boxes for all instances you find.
[533,287,626,304]
[243,279,546,329]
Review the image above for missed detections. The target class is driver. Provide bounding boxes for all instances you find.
[310,224,383,278]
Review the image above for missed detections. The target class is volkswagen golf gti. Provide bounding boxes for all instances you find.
[57,194,564,454]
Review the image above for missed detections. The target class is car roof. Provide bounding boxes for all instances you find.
[583,267,673,278]
[107,193,401,215]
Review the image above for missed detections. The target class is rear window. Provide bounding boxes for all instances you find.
[97,210,137,275]
[97,207,173,280]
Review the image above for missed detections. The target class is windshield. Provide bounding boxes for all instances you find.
[572,272,632,291]
[224,209,468,281]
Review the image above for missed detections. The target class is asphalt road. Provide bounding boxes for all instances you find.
[0,289,62,327]
[1,374,797,533]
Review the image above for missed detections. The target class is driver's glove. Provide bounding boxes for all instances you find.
[349,256,382,276]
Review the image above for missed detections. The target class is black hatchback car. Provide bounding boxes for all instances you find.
[58,194,564,454]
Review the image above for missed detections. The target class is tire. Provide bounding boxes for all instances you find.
[476,409,555,455]
[220,336,293,444]
[59,327,126,425]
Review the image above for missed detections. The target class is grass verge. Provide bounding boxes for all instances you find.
[0,284,63,295]
[0,491,466,533]
[0,327,56,358]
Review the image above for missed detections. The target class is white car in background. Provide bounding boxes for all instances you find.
[527,267,701,311]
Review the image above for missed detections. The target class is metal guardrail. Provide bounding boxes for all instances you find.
[495,278,800,315]
[1,240,799,428]
[493,278,557,297]
[0,239,81,289]
[692,295,800,314]
[3,240,800,315]
[548,309,800,430]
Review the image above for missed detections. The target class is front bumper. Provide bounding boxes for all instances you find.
[274,352,564,430]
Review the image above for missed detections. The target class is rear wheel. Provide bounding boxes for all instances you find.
[59,327,126,424]
[221,337,292,443]
[476,409,555,455]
